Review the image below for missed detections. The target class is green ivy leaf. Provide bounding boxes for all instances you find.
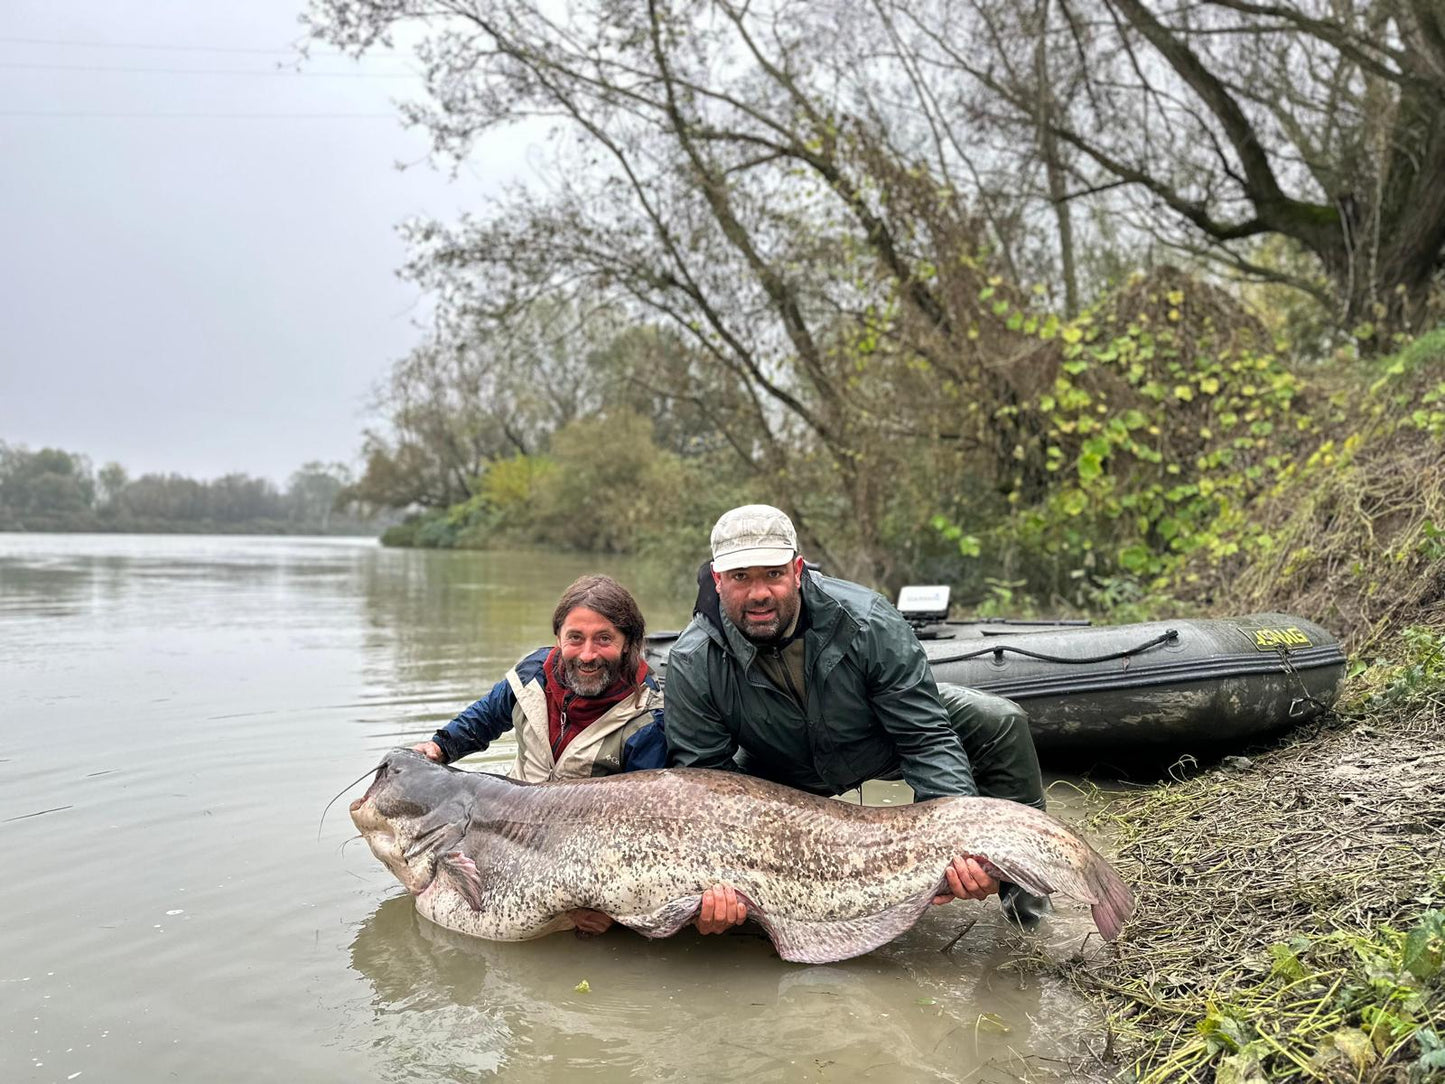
[1118,544,1152,573]
[1402,911,1445,980]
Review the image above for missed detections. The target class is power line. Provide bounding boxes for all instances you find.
[0,110,401,119]
[0,61,417,78]
[0,35,388,58]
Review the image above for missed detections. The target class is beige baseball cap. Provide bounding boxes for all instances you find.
[710,504,799,572]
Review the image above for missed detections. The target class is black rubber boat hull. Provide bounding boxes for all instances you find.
[644,612,1346,756]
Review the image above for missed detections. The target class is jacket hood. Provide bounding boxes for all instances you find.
[694,560,724,632]
[691,559,826,659]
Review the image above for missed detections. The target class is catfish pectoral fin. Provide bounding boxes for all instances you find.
[437,851,487,910]
[752,889,938,965]
[615,894,705,939]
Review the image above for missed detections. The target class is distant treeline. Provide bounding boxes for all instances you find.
[0,443,377,535]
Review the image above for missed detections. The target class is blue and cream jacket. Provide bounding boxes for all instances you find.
[430,647,666,782]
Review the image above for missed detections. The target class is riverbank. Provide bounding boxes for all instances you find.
[1067,673,1445,1082]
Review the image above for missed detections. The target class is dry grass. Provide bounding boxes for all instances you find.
[1061,692,1445,1081]
[1208,426,1445,657]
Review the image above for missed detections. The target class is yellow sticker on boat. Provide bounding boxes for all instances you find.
[1245,626,1313,650]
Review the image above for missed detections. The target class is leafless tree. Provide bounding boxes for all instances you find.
[893,0,1445,336]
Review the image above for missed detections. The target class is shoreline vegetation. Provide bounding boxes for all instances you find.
[0,449,387,537]
[1051,331,1445,1081]
[1070,677,1445,1082]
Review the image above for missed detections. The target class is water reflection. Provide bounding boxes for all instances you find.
[0,558,93,617]
[0,532,375,623]
[347,893,1089,1083]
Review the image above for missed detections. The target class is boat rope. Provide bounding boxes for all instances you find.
[929,629,1180,666]
[1274,645,1334,718]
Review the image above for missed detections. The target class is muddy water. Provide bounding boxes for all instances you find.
[0,534,1110,1083]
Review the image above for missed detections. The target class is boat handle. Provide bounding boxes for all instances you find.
[929,628,1181,666]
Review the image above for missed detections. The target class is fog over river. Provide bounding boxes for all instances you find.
[1,534,1109,1083]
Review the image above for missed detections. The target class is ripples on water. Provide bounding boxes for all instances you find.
[0,534,1104,1083]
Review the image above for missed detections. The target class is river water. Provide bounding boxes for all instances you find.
[1,534,1110,1083]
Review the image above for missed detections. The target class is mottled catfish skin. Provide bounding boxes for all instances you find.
[350,749,1133,964]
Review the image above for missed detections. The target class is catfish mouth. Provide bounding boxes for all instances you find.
[350,765,386,816]
[349,748,425,820]
[348,752,468,895]
[348,760,416,888]
[352,748,414,813]
[349,764,393,835]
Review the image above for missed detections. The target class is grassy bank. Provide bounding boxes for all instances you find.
[1068,677,1445,1082]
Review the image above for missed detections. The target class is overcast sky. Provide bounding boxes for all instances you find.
[1,1,529,484]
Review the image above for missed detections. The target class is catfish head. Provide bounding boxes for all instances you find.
[350,748,473,895]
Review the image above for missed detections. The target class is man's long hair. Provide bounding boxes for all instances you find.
[551,574,647,698]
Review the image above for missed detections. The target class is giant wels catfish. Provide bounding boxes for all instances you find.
[349,749,1133,964]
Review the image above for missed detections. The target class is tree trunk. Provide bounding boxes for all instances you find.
[1034,0,1078,317]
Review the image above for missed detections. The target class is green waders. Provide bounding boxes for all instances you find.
[933,683,1046,811]
[930,683,1051,929]
[865,682,1045,810]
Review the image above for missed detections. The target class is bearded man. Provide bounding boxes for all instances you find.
[664,505,1049,934]
[414,574,665,782]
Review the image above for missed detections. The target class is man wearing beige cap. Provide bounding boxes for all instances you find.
[665,504,1049,934]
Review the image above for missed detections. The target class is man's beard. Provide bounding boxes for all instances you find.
[562,654,623,697]
[727,591,800,646]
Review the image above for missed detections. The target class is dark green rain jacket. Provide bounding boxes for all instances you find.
[663,569,978,803]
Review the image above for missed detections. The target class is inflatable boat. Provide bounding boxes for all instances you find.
[644,610,1347,758]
